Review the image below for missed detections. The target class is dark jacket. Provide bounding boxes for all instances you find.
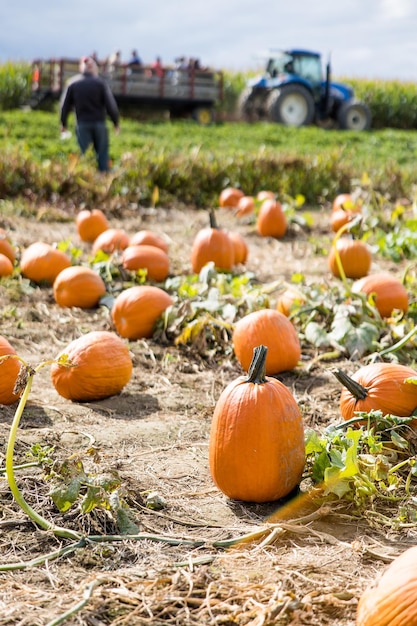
[60,72,119,127]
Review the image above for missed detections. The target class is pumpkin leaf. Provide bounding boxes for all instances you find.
[50,477,82,512]
[341,322,380,358]
[304,321,331,348]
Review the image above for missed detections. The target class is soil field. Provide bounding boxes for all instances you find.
[0,202,414,626]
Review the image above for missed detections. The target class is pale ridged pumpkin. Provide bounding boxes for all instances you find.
[334,362,417,421]
[121,244,170,282]
[0,228,16,264]
[209,345,305,503]
[219,187,244,208]
[50,331,132,402]
[20,242,71,285]
[0,335,21,405]
[129,230,169,254]
[111,285,173,340]
[0,253,14,277]
[92,228,130,255]
[228,231,249,265]
[190,210,234,273]
[357,545,417,625]
[352,272,409,318]
[328,236,371,279]
[256,199,287,238]
[233,309,301,375]
[53,266,106,309]
[76,209,109,243]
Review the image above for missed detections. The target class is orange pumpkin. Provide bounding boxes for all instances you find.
[53,266,106,309]
[121,244,170,282]
[276,287,306,317]
[235,195,255,218]
[190,210,234,273]
[352,272,409,318]
[20,242,71,285]
[219,186,244,208]
[233,309,301,375]
[0,335,21,404]
[0,253,14,277]
[129,230,169,253]
[111,285,173,340]
[92,228,130,255]
[76,209,109,243]
[228,231,249,265]
[331,193,361,213]
[0,228,16,264]
[330,208,358,233]
[256,190,275,201]
[209,344,305,502]
[356,545,417,626]
[256,199,287,238]
[334,362,417,421]
[328,236,371,279]
[50,330,132,402]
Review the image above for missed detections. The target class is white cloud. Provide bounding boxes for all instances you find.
[1,0,417,80]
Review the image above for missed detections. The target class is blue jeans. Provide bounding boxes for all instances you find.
[76,121,109,172]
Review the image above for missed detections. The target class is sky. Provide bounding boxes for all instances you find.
[2,0,417,81]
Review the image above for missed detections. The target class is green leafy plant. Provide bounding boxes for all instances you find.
[305,411,417,527]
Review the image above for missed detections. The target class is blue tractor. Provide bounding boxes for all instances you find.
[238,49,371,130]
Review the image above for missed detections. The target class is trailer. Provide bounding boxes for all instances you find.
[30,58,224,125]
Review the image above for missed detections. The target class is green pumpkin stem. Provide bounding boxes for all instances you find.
[209,209,218,229]
[333,368,368,400]
[246,345,267,384]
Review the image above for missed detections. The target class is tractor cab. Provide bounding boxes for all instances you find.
[265,50,325,101]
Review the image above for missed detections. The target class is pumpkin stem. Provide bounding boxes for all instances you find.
[333,368,368,400]
[209,209,218,229]
[246,345,267,384]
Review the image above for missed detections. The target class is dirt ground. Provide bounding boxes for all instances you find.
[0,203,414,625]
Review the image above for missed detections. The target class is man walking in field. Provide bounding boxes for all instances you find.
[60,56,120,172]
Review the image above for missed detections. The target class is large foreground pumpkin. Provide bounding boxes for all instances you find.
[233,309,301,375]
[111,285,173,339]
[209,345,305,503]
[50,331,132,402]
[334,362,417,421]
[0,335,21,404]
[356,545,417,625]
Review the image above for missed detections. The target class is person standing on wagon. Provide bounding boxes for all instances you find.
[60,56,120,172]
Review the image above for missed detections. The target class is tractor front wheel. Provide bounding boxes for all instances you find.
[337,100,371,131]
[237,88,257,121]
[266,85,315,126]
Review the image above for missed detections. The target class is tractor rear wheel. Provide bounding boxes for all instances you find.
[337,100,371,131]
[266,85,315,126]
